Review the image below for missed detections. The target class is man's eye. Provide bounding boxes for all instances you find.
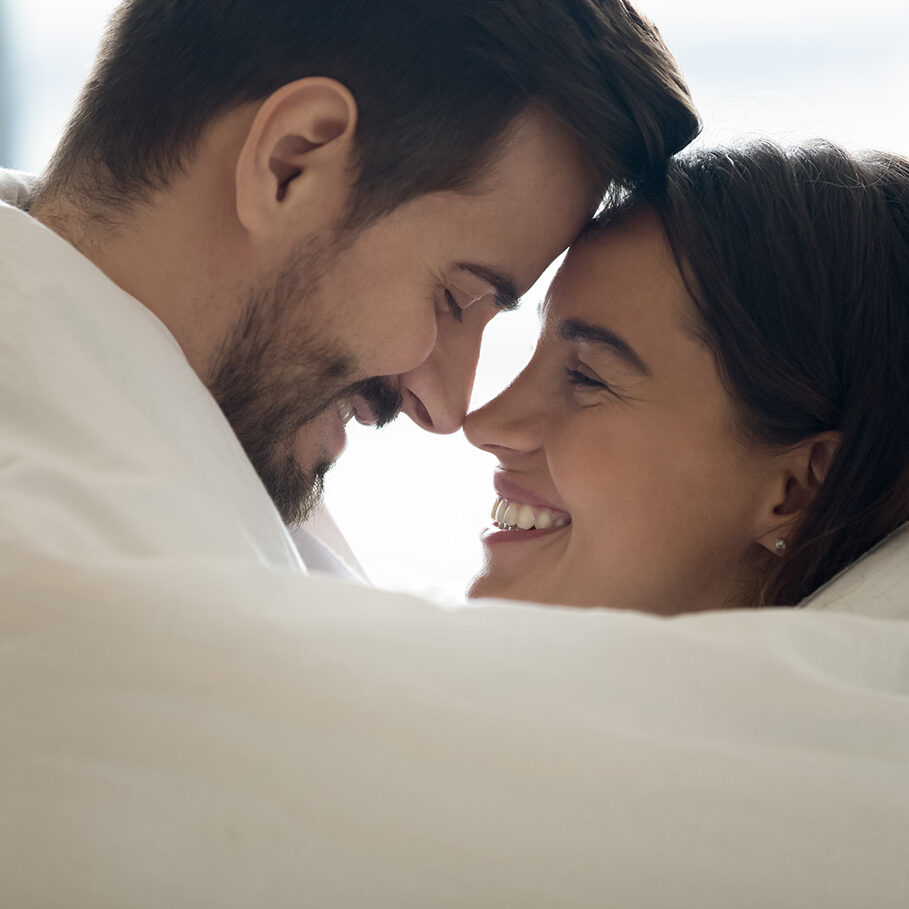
[445,289,465,323]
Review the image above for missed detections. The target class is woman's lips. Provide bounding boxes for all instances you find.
[481,522,568,544]
[492,474,570,516]
[483,475,572,542]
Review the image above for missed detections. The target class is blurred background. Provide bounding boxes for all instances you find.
[3,0,907,598]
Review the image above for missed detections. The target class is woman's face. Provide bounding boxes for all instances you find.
[464,208,780,614]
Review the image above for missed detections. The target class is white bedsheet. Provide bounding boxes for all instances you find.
[3,551,908,907]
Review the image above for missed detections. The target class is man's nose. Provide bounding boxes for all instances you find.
[398,312,487,434]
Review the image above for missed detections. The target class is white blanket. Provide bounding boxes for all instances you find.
[2,193,908,907]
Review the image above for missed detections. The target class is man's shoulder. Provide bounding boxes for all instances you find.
[0,185,304,573]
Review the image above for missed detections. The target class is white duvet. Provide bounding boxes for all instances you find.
[2,192,908,907]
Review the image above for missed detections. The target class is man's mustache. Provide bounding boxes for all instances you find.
[350,376,403,428]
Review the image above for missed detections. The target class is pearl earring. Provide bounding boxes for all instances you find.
[774,538,787,555]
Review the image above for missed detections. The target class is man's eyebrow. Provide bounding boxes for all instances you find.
[456,263,521,312]
[559,318,651,376]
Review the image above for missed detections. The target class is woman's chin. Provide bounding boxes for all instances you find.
[466,572,494,601]
[467,570,560,606]
[467,570,520,602]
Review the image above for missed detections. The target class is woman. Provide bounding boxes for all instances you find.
[464,141,909,613]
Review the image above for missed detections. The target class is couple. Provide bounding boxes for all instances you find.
[319,139,909,615]
[3,1,908,905]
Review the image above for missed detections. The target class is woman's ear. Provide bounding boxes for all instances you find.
[754,431,842,556]
[235,77,358,241]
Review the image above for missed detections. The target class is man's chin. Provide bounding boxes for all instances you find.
[271,378,400,525]
[236,377,398,528]
[270,457,333,529]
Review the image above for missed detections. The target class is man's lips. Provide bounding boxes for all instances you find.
[297,399,348,467]
[349,393,378,427]
[334,391,385,429]
[314,381,396,466]
[349,376,403,427]
[297,386,391,471]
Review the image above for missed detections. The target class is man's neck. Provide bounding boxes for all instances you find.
[29,178,250,385]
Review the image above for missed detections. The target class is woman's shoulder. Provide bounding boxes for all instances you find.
[800,523,909,619]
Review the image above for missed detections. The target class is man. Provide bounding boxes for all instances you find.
[2,2,908,906]
[3,0,699,577]
[22,0,697,534]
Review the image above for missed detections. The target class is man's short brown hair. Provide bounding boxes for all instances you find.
[38,0,699,222]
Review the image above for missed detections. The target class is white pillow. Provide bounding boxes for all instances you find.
[801,522,909,618]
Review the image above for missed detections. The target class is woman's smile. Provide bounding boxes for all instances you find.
[484,473,572,540]
[465,141,909,613]
[465,207,783,613]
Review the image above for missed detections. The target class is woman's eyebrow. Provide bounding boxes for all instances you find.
[559,318,651,376]
[456,263,521,311]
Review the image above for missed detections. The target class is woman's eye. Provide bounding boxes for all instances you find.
[565,367,608,390]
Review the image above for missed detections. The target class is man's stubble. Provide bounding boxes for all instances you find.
[208,236,401,527]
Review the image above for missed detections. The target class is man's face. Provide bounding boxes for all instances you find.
[211,110,599,525]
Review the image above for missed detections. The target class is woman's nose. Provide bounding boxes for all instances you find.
[463,364,546,456]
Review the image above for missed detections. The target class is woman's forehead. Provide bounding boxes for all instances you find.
[544,209,688,327]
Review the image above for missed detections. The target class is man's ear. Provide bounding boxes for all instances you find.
[235,78,358,241]
[754,431,842,555]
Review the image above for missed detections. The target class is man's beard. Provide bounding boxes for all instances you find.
[208,240,401,527]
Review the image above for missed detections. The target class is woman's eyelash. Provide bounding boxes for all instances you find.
[565,367,608,390]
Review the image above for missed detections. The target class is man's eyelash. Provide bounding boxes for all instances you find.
[445,289,464,324]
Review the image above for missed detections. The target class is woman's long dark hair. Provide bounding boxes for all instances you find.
[622,141,909,605]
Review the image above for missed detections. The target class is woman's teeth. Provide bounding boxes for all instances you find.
[489,497,568,531]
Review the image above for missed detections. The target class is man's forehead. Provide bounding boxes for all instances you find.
[479,110,601,198]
